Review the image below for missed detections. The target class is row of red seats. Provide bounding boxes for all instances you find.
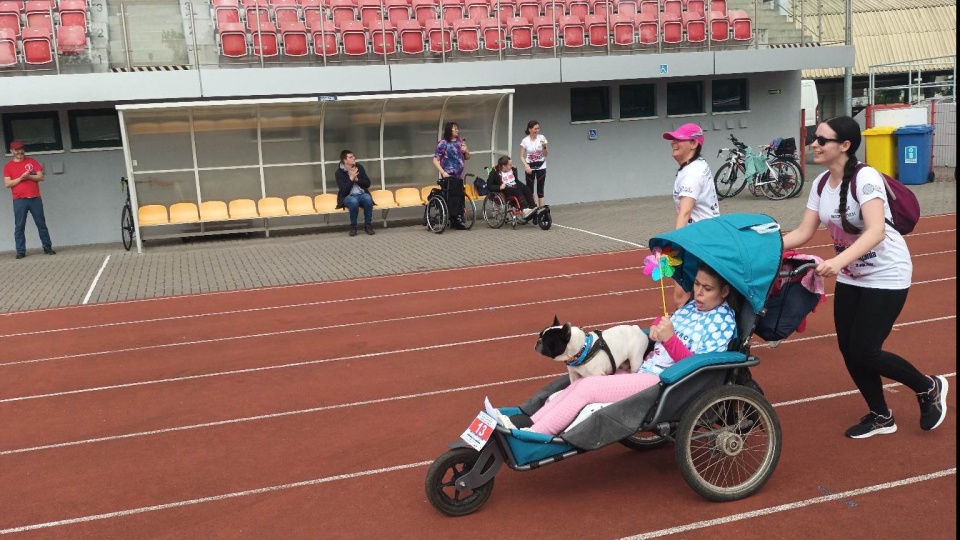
[213,0,728,31]
[216,10,749,58]
[0,0,86,35]
[0,24,85,66]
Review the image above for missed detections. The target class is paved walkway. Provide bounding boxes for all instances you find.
[0,166,955,312]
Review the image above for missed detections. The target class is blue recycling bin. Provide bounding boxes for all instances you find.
[894,124,934,185]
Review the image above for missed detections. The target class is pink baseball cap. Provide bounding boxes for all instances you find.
[662,123,705,146]
[9,140,24,150]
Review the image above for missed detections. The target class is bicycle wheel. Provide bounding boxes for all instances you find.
[759,161,795,201]
[121,204,134,251]
[462,196,476,230]
[779,158,805,198]
[714,162,746,199]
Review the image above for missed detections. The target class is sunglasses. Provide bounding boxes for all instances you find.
[813,136,841,146]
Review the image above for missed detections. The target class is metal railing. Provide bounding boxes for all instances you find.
[868,56,957,106]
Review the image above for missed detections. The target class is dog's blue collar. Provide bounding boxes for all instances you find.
[566,334,595,367]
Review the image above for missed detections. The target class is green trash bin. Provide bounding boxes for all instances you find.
[862,126,898,178]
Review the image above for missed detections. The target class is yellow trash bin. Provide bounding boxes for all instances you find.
[862,126,898,178]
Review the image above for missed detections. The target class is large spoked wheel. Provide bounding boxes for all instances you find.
[619,430,671,451]
[121,204,134,251]
[675,385,781,502]
[426,196,447,234]
[777,158,805,198]
[425,447,496,517]
[714,163,747,199]
[537,207,552,230]
[759,162,794,201]
[462,196,476,230]
[482,194,507,229]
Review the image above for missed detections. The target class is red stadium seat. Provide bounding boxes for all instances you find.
[0,1,21,37]
[710,0,725,15]
[610,12,633,45]
[24,1,54,32]
[425,18,452,52]
[58,0,87,28]
[682,11,704,42]
[440,0,464,23]
[490,0,516,22]
[563,0,586,20]
[398,19,424,52]
[369,19,397,53]
[251,21,279,55]
[635,11,656,44]
[638,0,656,15]
[505,15,532,49]
[301,0,324,27]
[245,4,271,31]
[686,0,704,14]
[661,11,681,43]
[614,0,636,17]
[273,0,301,25]
[280,21,308,55]
[584,12,607,46]
[330,0,357,27]
[452,17,479,51]
[662,0,680,14]
[558,14,583,46]
[480,16,504,50]
[727,9,749,40]
[359,0,385,28]
[56,24,87,54]
[708,9,727,41]
[532,15,555,48]
[218,21,248,56]
[0,28,15,66]
[310,18,338,55]
[590,0,612,16]
[413,0,437,25]
[466,0,489,20]
[386,0,411,24]
[22,26,53,63]
[340,19,368,53]
[539,0,563,20]
[518,0,539,23]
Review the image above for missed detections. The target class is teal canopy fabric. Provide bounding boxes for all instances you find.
[648,213,784,313]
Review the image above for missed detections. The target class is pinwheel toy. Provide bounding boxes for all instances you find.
[643,246,683,316]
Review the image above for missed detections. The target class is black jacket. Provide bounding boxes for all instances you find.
[335,163,373,209]
[485,166,520,192]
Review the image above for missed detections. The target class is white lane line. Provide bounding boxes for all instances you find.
[0,266,643,338]
[0,460,436,535]
[618,468,957,540]
[554,224,646,248]
[0,248,645,317]
[0,287,657,368]
[81,256,110,305]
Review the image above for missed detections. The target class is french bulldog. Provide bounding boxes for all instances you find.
[534,316,649,382]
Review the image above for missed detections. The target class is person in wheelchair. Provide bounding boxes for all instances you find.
[486,155,537,220]
[500,263,737,436]
[432,122,470,230]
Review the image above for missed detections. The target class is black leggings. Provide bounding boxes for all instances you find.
[525,168,546,199]
[503,184,535,209]
[833,282,930,415]
[440,176,465,219]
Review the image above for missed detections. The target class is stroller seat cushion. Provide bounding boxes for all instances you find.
[659,351,748,385]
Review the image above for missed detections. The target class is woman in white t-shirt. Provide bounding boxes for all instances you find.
[519,120,548,207]
[782,116,947,439]
[662,123,720,309]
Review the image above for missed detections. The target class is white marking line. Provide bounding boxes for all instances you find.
[0,460,437,536]
[81,256,110,305]
[0,248,645,317]
[554,224,646,248]
[0,266,643,338]
[0,287,657,368]
[619,468,957,540]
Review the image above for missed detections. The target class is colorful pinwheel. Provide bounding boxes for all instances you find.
[643,246,683,316]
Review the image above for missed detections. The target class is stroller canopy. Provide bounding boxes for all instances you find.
[648,213,784,313]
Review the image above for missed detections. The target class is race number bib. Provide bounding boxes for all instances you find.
[460,411,497,451]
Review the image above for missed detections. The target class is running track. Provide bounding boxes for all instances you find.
[0,215,955,539]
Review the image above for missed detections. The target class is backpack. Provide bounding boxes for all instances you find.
[772,137,797,157]
[816,163,920,235]
[473,177,489,196]
[754,281,822,341]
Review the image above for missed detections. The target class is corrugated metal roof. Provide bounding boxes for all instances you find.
[802,4,956,78]
[816,0,955,15]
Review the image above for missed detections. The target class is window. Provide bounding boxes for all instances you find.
[2,111,63,153]
[571,87,611,122]
[619,84,656,119]
[68,109,123,149]
[666,81,704,116]
[712,79,749,113]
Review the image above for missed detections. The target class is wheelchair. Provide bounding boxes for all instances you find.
[482,191,552,230]
[423,179,477,234]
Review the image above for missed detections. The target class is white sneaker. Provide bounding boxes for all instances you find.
[521,207,535,219]
[495,410,517,430]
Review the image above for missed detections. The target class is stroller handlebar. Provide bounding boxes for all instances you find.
[777,261,817,278]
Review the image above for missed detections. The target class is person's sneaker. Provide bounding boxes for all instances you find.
[15,253,25,259]
[521,207,535,219]
[349,226,358,237]
[845,411,897,439]
[364,223,375,235]
[451,219,467,230]
[494,410,517,430]
[43,247,56,255]
[919,375,949,431]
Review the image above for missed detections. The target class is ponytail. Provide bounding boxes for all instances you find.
[837,153,862,234]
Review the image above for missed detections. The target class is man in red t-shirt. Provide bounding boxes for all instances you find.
[3,140,55,259]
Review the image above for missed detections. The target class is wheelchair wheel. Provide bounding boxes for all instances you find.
[619,431,671,451]
[462,196,476,230]
[425,447,496,517]
[426,196,447,234]
[675,385,781,502]
[482,194,507,229]
[537,208,552,230]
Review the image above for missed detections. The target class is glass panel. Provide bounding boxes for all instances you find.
[620,84,656,119]
[323,100,384,167]
[116,0,194,69]
[335,155,383,188]
[133,171,197,207]
[125,110,193,171]
[493,95,510,159]
[198,168,262,203]
[712,79,749,113]
[383,157,438,190]
[264,164,325,198]
[667,81,704,115]
[68,109,123,149]
[570,87,611,122]
[441,95,500,152]
[2,111,63,152]
[382,97,446,158]
[193,106,259,168]
[260,104,323,165]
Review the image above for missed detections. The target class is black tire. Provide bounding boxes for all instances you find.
[767,158,804,199]
[619,430,671,451]
[778,158,805,198]
[482,194,506,228]
[675,385,781,502]
[121,204,134,251]
[426,196,447,234]
[424,447,496,517]
[714,162,747,199]
[537,208,552,230]
[462,196,476,230]
[759,161,793,201]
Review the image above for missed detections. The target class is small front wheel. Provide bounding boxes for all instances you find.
[425,447,496,516]
[121,204,134,251]
[619,431,670,451]
[537,208,552,230]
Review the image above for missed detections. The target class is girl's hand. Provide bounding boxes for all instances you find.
[656,318,675,341]
[815,258,844,277]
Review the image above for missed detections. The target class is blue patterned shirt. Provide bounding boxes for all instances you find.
[435,138,465,178]
[639,301,737,375]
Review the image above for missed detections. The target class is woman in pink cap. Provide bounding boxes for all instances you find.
[662,123,720,308]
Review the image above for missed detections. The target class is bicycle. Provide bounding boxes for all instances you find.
[120,176,135,250]
[714,135,804,201]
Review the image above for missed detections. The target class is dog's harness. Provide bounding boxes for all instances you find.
[565,330,616,372]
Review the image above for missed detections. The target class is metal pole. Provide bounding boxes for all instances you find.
[119,2,132,69]
[842,0,852,116]
[187,2,201,69]
[50,5,61,74]
[753,0,758,49]
[817,0,822,43]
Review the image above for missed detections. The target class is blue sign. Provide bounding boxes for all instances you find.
[588,129,598,140]
[904,146,918,164]
[318,95,338,102]
[659,64,668,74]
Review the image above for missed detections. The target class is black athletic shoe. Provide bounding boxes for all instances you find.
[15,253,25,259]
[919,375,949,431]
[43,247,56,255]
[364,223,375,235]
[845,411,897,439]
[451,219,467,230]
[349,227,358,237]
